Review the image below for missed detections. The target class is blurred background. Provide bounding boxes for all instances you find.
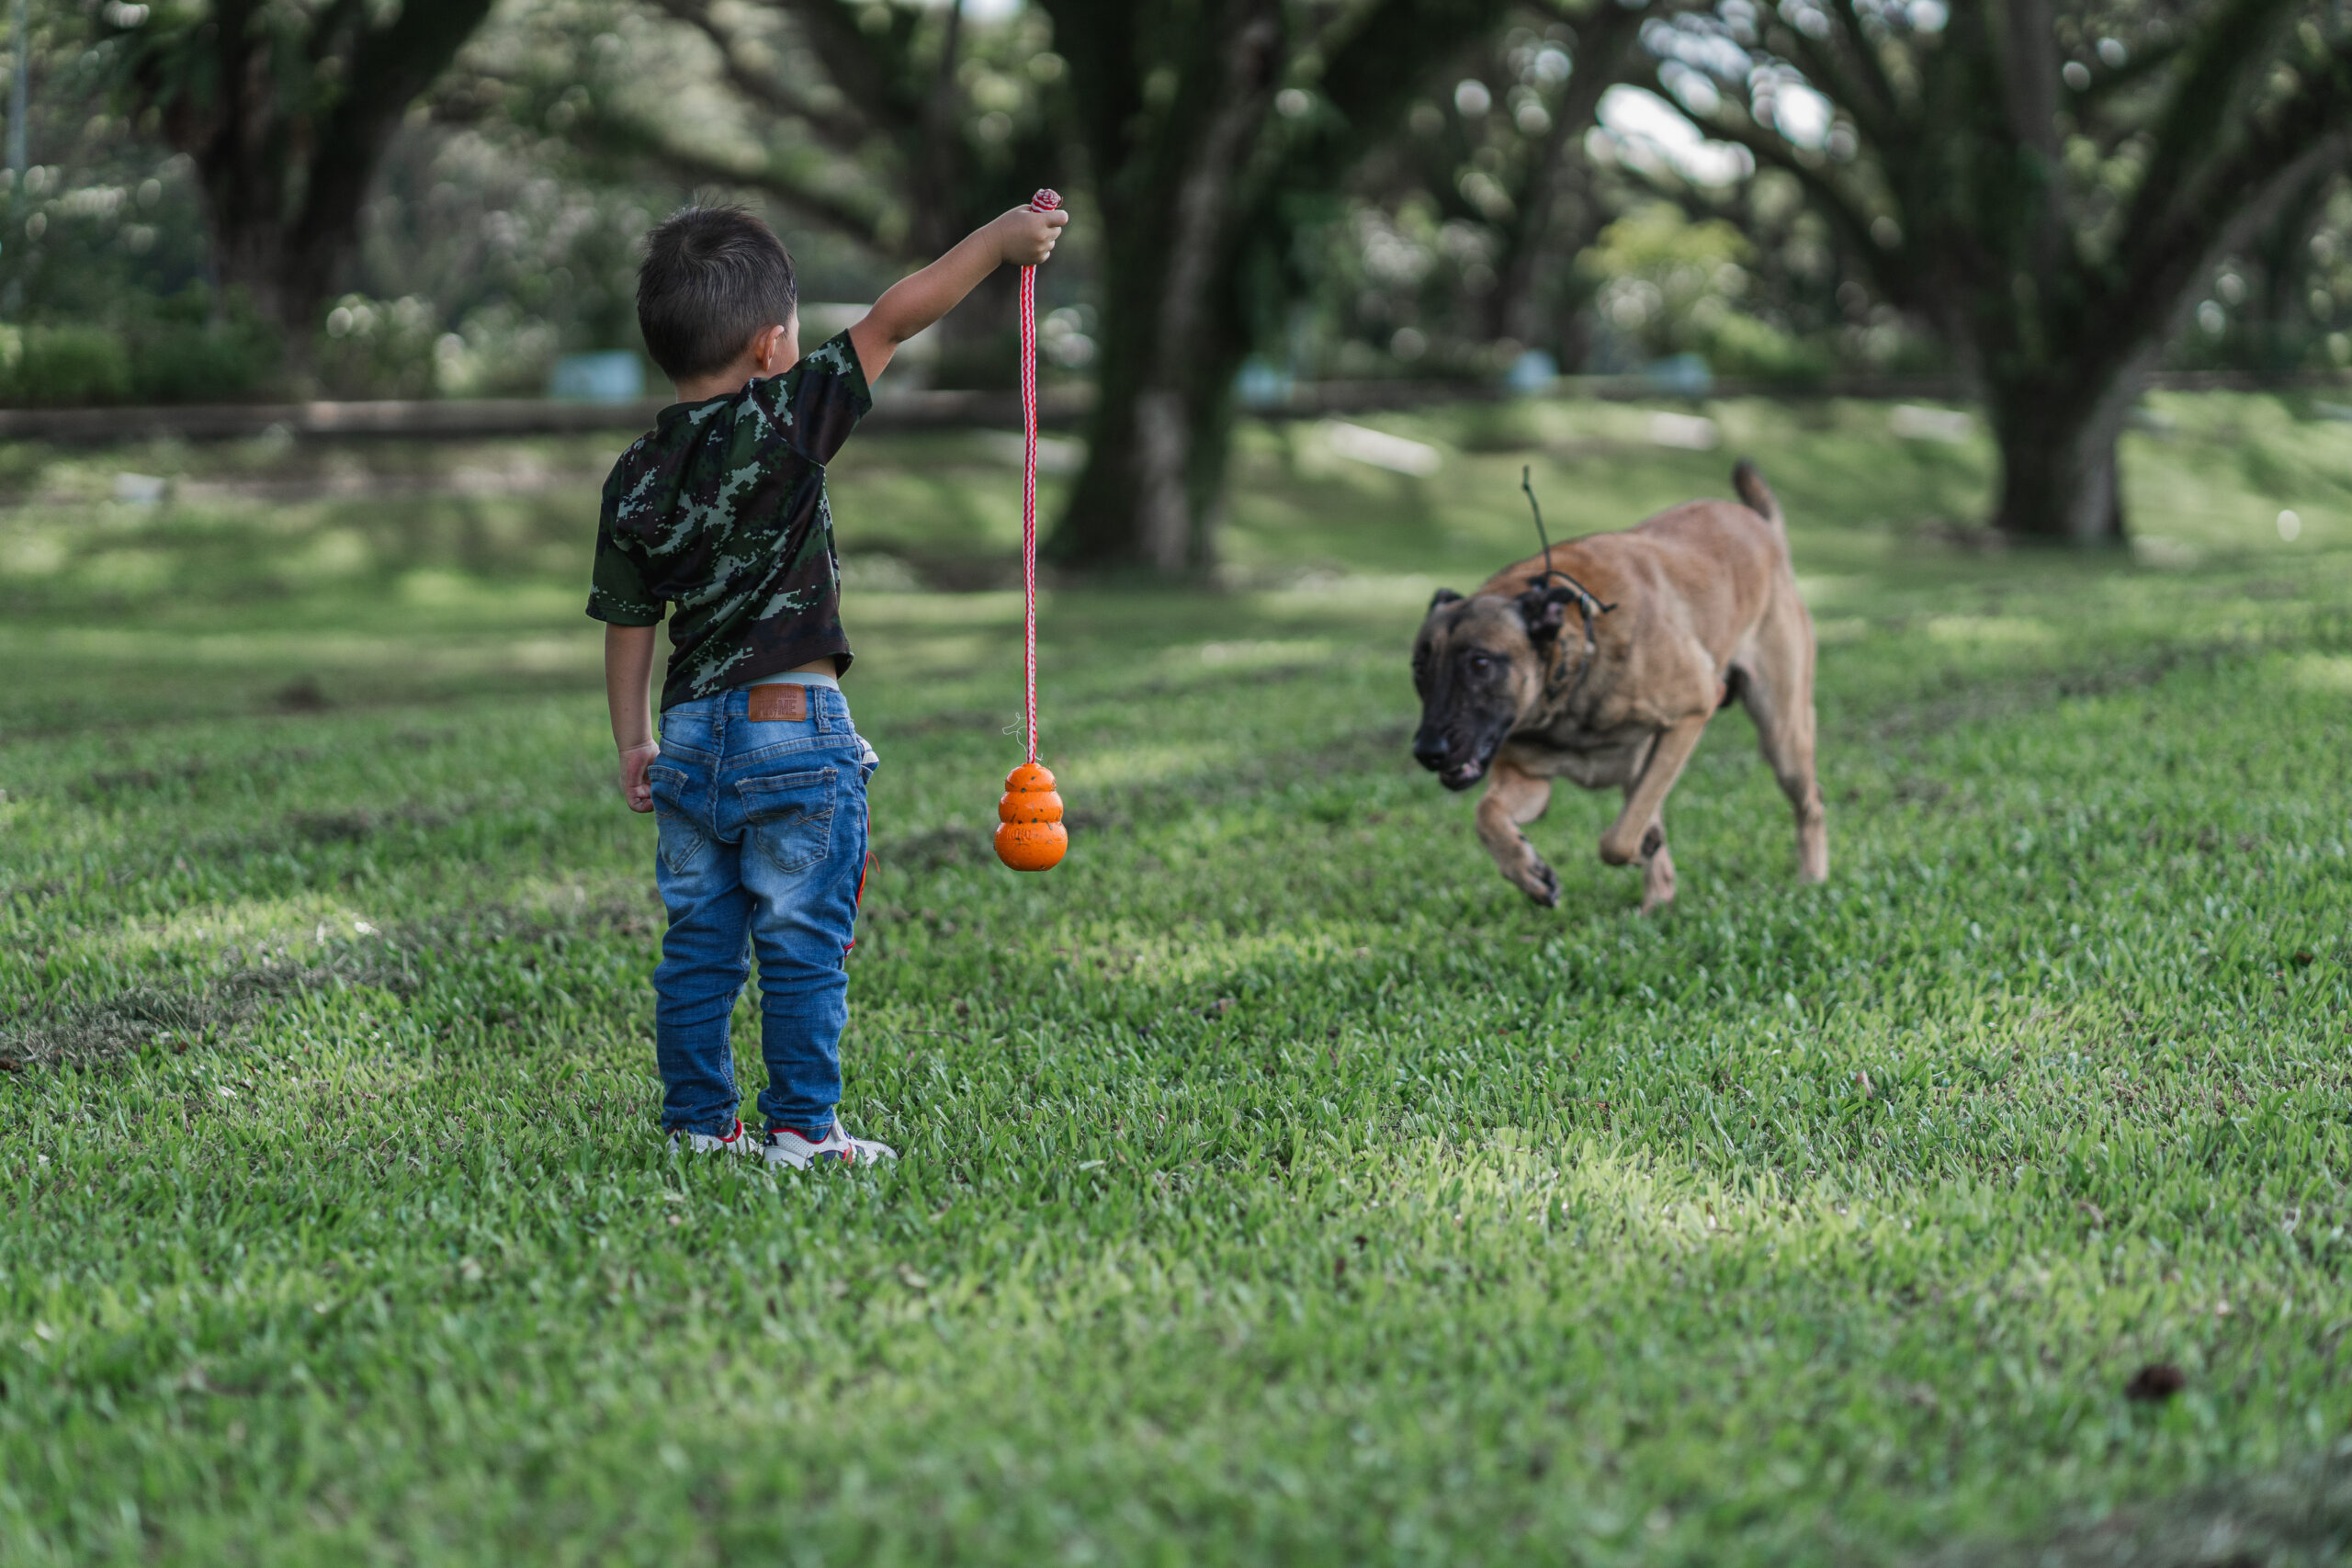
[6,0,2352,573]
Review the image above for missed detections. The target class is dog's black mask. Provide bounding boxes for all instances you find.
[1409,584,1580,791]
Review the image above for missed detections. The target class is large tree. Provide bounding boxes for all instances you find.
[99,0,500,358]
[1039,0,1540,572]
[1655,0,2352,543]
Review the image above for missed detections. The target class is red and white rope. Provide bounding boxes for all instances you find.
[1019,187,1059,765]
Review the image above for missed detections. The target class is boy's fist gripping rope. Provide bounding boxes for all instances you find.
[996,187,1070,874]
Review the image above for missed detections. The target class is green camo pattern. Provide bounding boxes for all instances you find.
[586,330,871,710]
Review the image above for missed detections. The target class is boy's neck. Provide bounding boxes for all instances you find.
[671,318,800,404]
[671,361,764,403]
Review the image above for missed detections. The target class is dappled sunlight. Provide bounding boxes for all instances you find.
[1926,615,2058,648]
[2286,652,2352,693]
[17,889,400,991]
[1376,1131,1913,1264]
[1245,573,1441,615]
[1057,741,1227,795]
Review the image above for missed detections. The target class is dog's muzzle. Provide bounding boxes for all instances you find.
[1413,730,1490,792]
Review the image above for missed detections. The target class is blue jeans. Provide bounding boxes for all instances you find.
[647,685,875,1137]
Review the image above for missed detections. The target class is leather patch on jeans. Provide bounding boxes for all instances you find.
[747,684,808,722]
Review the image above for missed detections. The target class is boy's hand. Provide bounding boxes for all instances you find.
[617,742,659,813]
[854,205,1071,379]
[995,204,1069,268]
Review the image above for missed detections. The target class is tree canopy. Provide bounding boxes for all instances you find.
[8,0,2352,552]
[1651,0,2352,539]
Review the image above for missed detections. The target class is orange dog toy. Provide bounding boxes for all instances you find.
[995,761,1067,871]
[996,188,1069,874]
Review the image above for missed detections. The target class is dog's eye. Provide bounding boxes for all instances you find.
[1466,653,1495,676]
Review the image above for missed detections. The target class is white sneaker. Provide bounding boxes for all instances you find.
[668,1119,757,1156]
[763,1121,898,1169]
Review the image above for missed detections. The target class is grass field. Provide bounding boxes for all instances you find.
[5,394,2352,1564]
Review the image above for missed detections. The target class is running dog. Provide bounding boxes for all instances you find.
[1410,462,1826,914]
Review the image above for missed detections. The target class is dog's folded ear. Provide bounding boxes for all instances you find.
[1515,584,1574,642]
[1427,587,1464,612]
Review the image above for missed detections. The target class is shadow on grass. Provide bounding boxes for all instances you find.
[1929,1448,2352,1567]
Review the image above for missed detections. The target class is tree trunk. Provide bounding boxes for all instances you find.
[202,209,335,371]
[1053,239,1250,572]
[1047,2,1278,573]
[1984,361,2146,544]
[132,0,497,377]
[1043,0,1510,571]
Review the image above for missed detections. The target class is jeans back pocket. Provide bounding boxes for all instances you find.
[737,768,837,874]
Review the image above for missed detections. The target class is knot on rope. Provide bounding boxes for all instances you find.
[1029,188,1062,213]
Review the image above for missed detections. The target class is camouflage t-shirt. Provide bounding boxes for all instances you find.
[586,330,872,710]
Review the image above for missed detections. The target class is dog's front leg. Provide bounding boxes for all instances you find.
[1638,826,1677,915]
[1476,761,1558,907]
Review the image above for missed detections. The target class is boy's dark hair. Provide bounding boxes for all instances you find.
[637,205,798,381]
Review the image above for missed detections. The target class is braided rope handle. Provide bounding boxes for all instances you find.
[1019,188,1059,764]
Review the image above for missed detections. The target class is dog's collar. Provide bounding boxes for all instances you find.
[1537,575,1612,712]
[1518,466,1616,711]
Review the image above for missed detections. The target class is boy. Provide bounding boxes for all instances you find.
[590,200,1068,1168]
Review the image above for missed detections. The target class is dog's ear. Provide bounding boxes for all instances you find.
[1427,587,1464,613]
[1515,584,1571,643]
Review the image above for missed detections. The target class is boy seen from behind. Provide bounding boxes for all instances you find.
[591,200,1068,1167]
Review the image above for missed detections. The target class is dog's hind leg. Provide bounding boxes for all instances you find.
[1476,761,1560,907]
[1736,602,1827,883]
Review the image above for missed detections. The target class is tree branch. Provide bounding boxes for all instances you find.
[1994,0,2059,160]
[293,0,499,269]
[655,143,893,245]
[768,0,915,127]
[1779,3,1900,146]
[2114,0,2302,258]
[650,0,873,154]
[1692,107,1926,310]
[2101,39,2352,360]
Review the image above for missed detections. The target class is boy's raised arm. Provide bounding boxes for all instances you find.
[849,204,1069,381]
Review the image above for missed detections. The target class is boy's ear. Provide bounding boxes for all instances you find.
[751,321,793,376]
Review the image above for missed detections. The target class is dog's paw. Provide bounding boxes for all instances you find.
[1521,860,1560,908]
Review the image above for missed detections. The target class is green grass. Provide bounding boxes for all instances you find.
[5,394,2352,1565]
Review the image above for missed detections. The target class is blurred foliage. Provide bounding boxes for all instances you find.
[2,0,2351,404]
[448,0,1077,389]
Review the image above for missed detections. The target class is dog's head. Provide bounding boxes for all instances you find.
[1410,582,1587,790]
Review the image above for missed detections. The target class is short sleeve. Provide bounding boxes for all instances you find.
[585,485,663,626]
[753,329,872,467]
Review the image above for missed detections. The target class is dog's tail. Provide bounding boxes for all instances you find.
[1732,460,1783,533]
